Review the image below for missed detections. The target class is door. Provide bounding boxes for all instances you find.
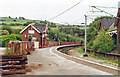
[34,42,39,49]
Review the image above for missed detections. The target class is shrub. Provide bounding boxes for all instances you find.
[12,28,23,34]
[91,29,116,53]
[87,27,98,48]
[87,27,98,42]
[0,30,9,35]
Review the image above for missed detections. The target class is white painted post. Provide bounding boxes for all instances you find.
[83,15,88,57]
[118,1,120,9]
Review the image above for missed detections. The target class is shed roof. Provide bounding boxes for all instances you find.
[101,17,115,29]
[34,25,47,33]
[20,23,47,34]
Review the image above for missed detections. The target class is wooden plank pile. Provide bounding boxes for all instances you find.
[0,55,28,75]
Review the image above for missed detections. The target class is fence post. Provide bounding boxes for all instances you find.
[12,42,14,55]
[20,42,22,55]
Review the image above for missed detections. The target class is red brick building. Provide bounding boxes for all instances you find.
[20,23,48,48]
[114,2,120,50]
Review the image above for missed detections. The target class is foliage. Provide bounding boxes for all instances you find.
[0,30,9,35]
[86,27,98,49]
[0,26,23,34]
[87,27,98,42]
[0,26,13,34]
[12,28,23,34]
[91,29,116,53]
[0,17,58,27]
[47,27,83,42]
[59,27,85,37]
[89,18,100,29]
[0,34,22,47]
[47,28,59,41]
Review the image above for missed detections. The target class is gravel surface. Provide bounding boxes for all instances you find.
[26,47,112,75]
[68,49,118,68]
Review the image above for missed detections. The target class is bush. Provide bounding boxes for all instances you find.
[87,27,98,48]
[12,28,23,34]
[0,30,9,35]
[0,34,22,47]
[87,27,98,42]
[91,29,116,53]
[47,27,82,42]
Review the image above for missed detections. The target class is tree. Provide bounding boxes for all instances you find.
[87,27,98,43]
[0,34,21,47]
[8,16,11,18]
[91,29,116,53]
[87,27,98,49]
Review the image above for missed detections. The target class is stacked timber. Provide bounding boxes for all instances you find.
[0,55,28,75]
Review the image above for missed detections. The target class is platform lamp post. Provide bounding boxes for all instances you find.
[27,24,29,53]
[41,32,44,48]
[82,15,88,57]
[27,22,32,54]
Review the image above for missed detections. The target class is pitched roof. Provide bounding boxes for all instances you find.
[100,17,115,29]
[33,25,47,33]
[108,23,117,32]
[20,23,47,34]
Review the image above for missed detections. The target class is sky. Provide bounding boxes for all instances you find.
[0,0,120,25]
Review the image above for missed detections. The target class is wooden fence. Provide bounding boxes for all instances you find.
[0,55,27,75]
[11,41,34,55]
[48,42,83,47]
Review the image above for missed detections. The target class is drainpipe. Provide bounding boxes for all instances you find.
[27,24,30,52]
[42,32,44,48]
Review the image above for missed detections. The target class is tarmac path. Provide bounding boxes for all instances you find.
[26,46,113,75]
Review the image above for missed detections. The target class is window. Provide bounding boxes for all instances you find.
[25,35,26,38]
[32,37,36,42]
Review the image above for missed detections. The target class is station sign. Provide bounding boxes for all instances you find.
[29,30,34,34]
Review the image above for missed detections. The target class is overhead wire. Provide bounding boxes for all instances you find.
[49,0,84,21]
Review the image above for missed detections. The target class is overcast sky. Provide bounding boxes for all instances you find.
[0,0,119,25]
